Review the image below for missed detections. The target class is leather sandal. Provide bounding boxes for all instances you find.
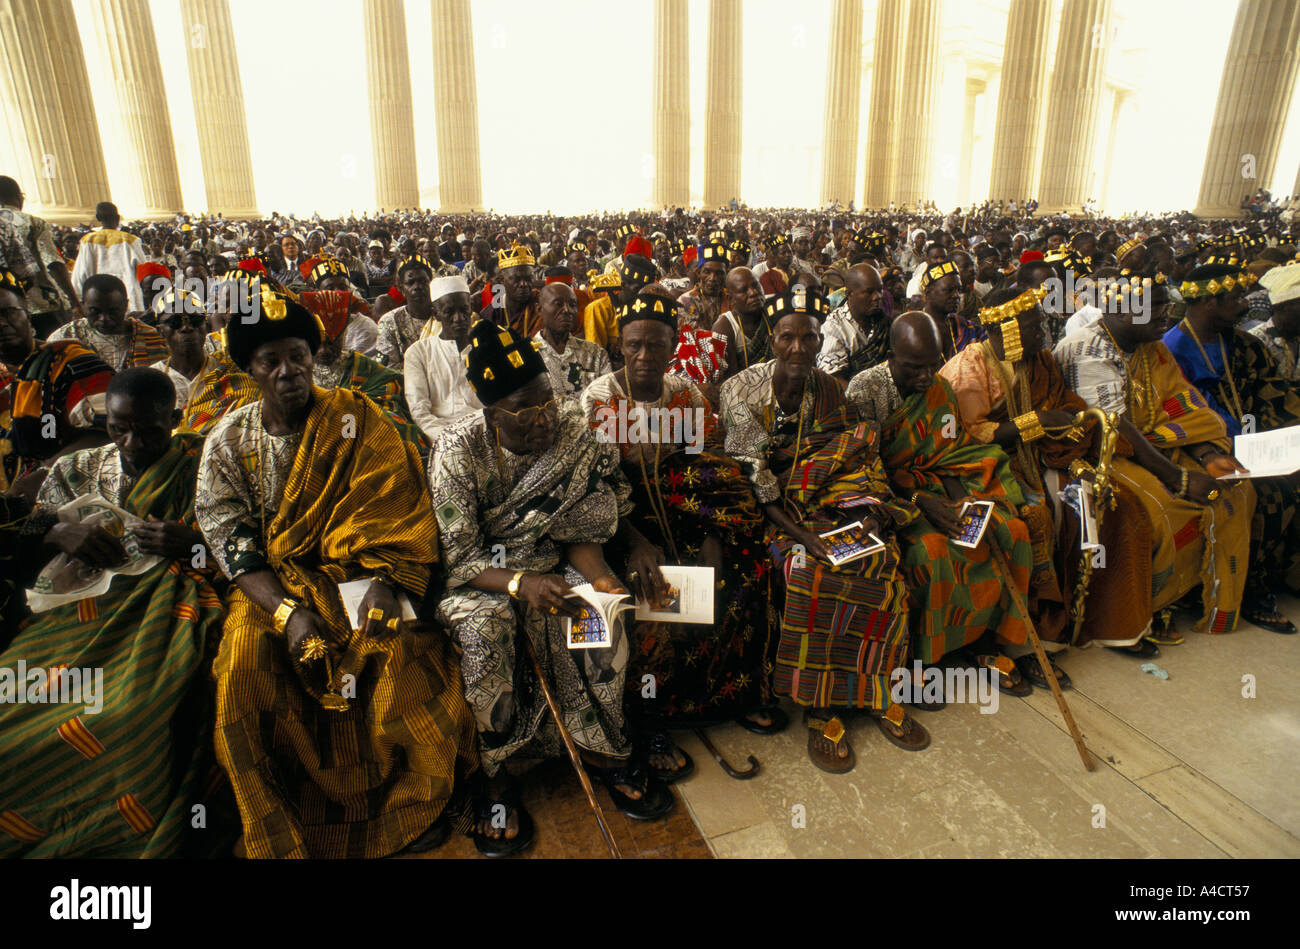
[873,705,931,751]
[1108,637,1161,658]
[735,705,791,735]
[1014,654,1072,691]
[644,730,695,784]
[976,653,1032,697]
[587,761,674,820]
[805,712,855,773]
[473,790,536,858]
[1243,594,1298,634]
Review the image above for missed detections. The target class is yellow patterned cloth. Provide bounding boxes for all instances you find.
[211,387,476,858]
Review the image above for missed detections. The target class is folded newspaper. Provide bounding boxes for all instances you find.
[27,494,162,614]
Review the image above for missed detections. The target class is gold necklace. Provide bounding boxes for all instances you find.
[621,369,677,558]
[1180,319,1244,422]
[776,372,810,502]
[1100,321,1155,432]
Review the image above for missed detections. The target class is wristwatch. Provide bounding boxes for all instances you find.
[507,570,526,600]
[273,597,299,634]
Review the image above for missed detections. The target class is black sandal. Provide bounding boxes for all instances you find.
[735,705,790,735]
[644,730,695,784]
[1014,654,1072,691]
[1108,638,1161,658]
[588,761,673,820]
[472,789,536,858]
[975,653,1032,698]
[1243,594,1298,634]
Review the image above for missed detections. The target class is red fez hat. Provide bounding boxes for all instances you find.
[136,261,170,284]
[386,285,406,303]
[624,236,654,259]
[682,246,698,268]
[1019,250,1044,264]
[545,272,573,286]
[237,257,268,276]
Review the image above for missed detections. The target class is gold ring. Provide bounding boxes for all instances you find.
[1207,489,1220,501]
[367,607,384,621]
[386,617,399,630]
[548,606,558,615]
[299,635,328,663]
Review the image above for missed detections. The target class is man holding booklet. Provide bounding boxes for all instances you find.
[431,318,672,857]
[722,288,927,774]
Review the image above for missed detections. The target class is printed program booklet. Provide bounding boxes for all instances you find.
[818,522,887,566]
[564,583,635,649]
[633,565,715,624]
[1216,427,1300,479]
[952,500,995,549]
[338,578,419,631]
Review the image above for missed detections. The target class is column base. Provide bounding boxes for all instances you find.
[1192,206,1247,220]
[30,207,99,225]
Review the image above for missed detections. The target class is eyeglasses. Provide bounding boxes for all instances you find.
[494,397,559,428]
[162,313,208,330]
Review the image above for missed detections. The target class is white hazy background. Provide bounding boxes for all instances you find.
[58,0,1300,217]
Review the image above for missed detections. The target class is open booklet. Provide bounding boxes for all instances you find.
[27,495,162,614]
[634,565,715,624]
[1216,427,1300,479]
[818,522,886,566]
[564,583,635,649]
[952,500,995,550]
[337,578,419,632]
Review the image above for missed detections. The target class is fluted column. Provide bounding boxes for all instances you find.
[88,0,183,218]
[364,0,420,210]
[1098,89,1128,211]
[894,0,943,207]
[703,0,742,208]
[432,0,482,212]
[1036,0,1113,215]
[957,79,986,207]
[988,0,1053,203]
[653,0,690,208]
[0,0,110,223]
[863,0,906,207]
[820,0,863,206]
[180,0,257,217]
[1193,0,1300,218]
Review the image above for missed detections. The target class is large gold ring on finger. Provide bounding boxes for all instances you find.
[367,607,384,621]
[548,605,558,615]
[386,616,399,631]
[299,635,328,663]
[1207,488,1220,501]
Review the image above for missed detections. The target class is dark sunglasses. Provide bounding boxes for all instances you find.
[162,313,208,330]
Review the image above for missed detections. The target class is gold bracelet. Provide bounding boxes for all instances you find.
[273,597,299,634]
[1012,411,1046,443]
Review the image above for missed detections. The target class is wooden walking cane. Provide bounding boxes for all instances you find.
[988,544,1095,772]
[521,632,624,859]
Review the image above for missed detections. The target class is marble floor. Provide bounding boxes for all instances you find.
[670,592,1300,858]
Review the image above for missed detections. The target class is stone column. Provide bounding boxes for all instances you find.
[1098,88,1127,212]
[862,0,906,207]
[988,0,1053,204]
[1036,0,1113,216]
[1193,0,1300,218]
[957,78,987,208]
[703,0,742,208]
[364,0,420,211]
[180,0,258,218]
[894,0,943,208]
[87,0,184,218]
[0,0,111,223]
[432,0,482,212]
[653,0,690,208]
[819,0,863,207]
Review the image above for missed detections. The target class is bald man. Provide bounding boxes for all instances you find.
[534,282,610,398]
[816,263,892,379]
[711,267,769,381]
[847,312,1039,697]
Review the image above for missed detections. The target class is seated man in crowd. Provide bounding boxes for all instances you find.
[432,319,671,857]
[711,266,770,381]
[675,241,729,329]
[535,281,609,399]
[722,289,927,773]
[1055,282,1255,640]
[584,251,656,365]
[0,269,113,501]
[482,243,539,337]
[919,261,984,360]
[404,275,482,447]
[1162,262,1300,634]
[816,263,893,380]
[939,286,1156,677]
[0,368,222,857]
[303,257,379,357]
[581,289,783,783]
[48,274,167,371]
[376,254,437,371]
[196,287,476,859]
[848,313,1038,696]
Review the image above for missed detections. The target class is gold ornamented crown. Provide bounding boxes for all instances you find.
[498,241,535,269]
[977,286,1049,326]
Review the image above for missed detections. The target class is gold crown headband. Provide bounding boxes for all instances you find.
[1102,275,1161,308]
[498,242,535,269]
[1114,238,1144,261]
[1179,270,1257,300]
[977,286,1049,327]
[920,260,958,292]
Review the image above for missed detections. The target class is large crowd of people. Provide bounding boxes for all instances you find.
[1,169,1298,858]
